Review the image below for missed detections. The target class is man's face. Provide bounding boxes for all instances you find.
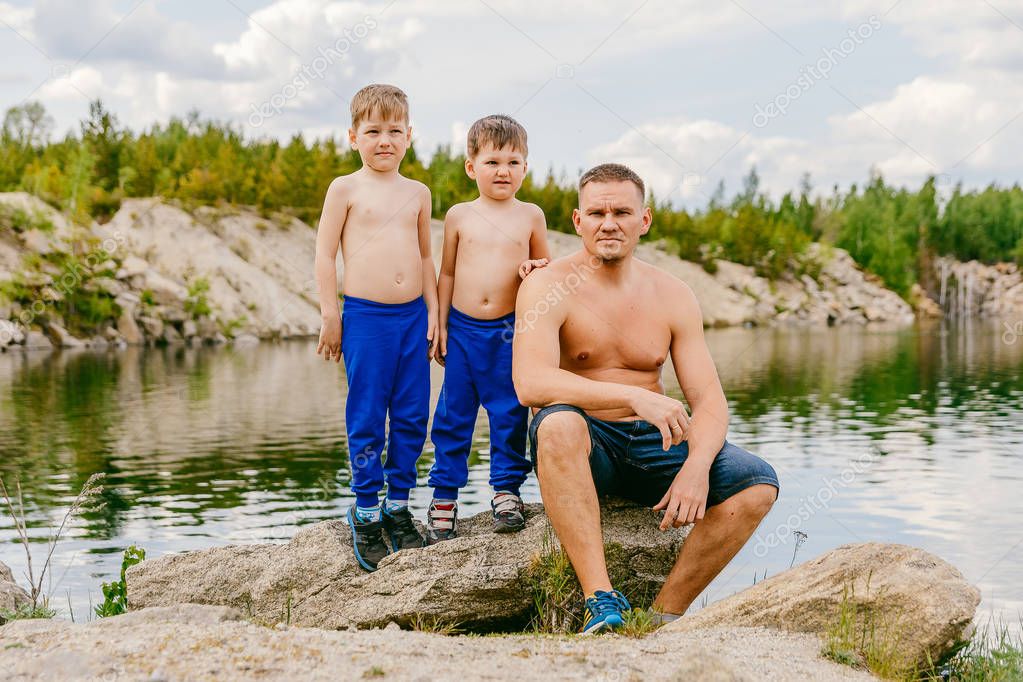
[348,115,410,172]
[466,145,527,200]
[572,180,651,262]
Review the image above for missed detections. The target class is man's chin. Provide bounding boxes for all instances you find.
[593,242,627,262]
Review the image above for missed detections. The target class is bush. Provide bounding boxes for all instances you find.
[95,545,146,618]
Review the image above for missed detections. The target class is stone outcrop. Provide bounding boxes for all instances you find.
[663,542,980,671]
[544,234,915,328]
[1,191,936,351]
[126,501,685,632]
[932,256,1023,319]
[0,560,31,623]
[0,605,875,681]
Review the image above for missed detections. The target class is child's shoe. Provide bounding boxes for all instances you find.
[491,491,526,533]
[425,499,458,545]
[346,506,390,572]
[581,589,631,634]
[382,505,426,552]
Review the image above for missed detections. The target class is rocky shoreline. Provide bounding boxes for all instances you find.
[0,502,981,681]
[2,191,1020,353]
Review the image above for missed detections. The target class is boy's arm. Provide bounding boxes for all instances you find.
[418,185,440,358]
[529,205,552,262]
[435,205,460,363]
[519,205,552,278]
[314,177,349,362]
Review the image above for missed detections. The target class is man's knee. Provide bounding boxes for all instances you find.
[535,410,591,465]
[737,483,776,520]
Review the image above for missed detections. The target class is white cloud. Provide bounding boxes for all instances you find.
[0,2,34,41]
[37,66,105,102]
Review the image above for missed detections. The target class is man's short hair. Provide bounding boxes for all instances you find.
[350,84,409,129]
[467,114,528,158]
[579,163,645,200]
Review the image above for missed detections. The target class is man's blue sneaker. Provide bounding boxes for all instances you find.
[346,506,390,572]
[381,505,425,552]
[581,589,631,634]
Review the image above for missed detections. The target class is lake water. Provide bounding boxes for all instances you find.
[1,320,1021,632]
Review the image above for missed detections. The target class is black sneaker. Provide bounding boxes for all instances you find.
[426,499,458,545]
[382,505,425,552]
[492,492,526,533]
[346,506,390,572]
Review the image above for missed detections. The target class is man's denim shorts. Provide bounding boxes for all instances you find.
[528,404,780,508]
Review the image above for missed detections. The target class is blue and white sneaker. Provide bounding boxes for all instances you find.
[581,589,631,634]
[346,506,390,572]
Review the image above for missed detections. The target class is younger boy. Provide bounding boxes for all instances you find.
[426,114,551,543]
[314,84,439,571]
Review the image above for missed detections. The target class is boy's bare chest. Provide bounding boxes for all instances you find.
[458,221,530,253]
[348,194,420,232]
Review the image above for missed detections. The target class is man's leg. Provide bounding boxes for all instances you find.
[652,483,776,615]
[534,410,611,596]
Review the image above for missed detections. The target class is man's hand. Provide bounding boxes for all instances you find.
[435,323,448,366]
[317,314,342,363]
[518,258,549,279]
[629,388,690,450]
[653,463,710,530]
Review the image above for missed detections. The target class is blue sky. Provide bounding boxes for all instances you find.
[1,0,1021,206]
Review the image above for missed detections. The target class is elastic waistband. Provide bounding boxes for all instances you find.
[342,295,425,316]
[447,306,516,331]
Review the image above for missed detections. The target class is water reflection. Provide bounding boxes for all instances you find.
[0,319,1020,629]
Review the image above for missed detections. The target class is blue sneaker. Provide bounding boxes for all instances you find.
[346,506,390,572]
[581,589,631,634]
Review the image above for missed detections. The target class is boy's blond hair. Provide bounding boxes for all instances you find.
[467,114,528,158]
[350,84,409,129]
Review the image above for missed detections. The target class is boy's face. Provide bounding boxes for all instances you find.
[465,145,527,200]
[348,115,411,172]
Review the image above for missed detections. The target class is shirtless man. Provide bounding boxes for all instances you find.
[426,114,551,543]
[512,163,779,633]
[314,84,438,571]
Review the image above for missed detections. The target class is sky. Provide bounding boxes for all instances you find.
[1,0,1021,206]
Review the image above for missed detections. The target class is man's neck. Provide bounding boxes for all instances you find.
[581,250,633,285]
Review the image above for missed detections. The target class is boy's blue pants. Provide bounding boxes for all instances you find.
[429,307,529,499]
[341,295,430,508]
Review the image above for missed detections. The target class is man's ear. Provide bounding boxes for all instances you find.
[572,207,582,235]
[640,205,652,236]
[348,127,357,150]
[465,157,477,180]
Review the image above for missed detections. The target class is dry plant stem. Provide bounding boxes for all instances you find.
[0,473,105,609]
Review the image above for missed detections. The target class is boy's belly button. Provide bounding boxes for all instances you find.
[395,274,404,285]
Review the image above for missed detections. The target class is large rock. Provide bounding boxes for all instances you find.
[0,561,31,623]
[663,542,980,671]
[42,321,84,348]
[127,501,685,632]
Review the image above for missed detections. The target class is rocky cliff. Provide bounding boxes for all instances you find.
[7,191,1012,353]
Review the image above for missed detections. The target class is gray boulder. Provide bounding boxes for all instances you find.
[127,500,685,632]
[0,561,31,623]
[663,542,980,672]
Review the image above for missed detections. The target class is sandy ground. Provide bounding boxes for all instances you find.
[0,605,877,681]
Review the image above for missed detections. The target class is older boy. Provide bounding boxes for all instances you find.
[426,115,551,544]
[315,84,439,571]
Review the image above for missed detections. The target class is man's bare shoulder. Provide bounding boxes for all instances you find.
[641,260,702,322]
[518,255,573,296]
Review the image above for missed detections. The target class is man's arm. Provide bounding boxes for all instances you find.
[418,185,439,358]
[314,177,348,362]
[653,277,729,528]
